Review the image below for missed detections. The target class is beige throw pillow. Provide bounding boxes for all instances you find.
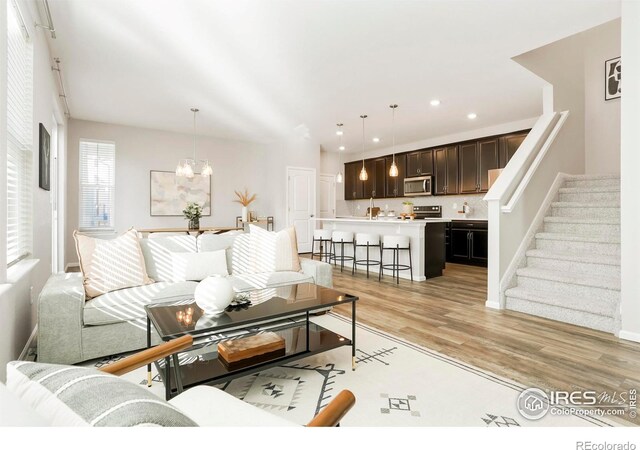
[74,228,154,299]
[248,225,301,273]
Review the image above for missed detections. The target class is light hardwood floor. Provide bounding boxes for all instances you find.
[325,260,640,425]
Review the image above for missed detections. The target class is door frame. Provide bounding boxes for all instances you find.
[319,173,336,218]
[285,166,317,253]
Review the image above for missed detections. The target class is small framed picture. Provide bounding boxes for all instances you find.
[605,57,621,101]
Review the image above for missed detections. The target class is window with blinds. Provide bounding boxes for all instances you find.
[79,140,116,231]
[6,1,33,266]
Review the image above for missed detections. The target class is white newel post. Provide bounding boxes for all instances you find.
[485,200,502,309]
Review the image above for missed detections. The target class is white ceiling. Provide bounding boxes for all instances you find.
[44,0,620,152]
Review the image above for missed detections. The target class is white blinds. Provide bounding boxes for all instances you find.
[79,140,115,231]
[6,1,33,266]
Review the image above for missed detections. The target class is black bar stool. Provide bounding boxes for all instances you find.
[311,229,333,262]
[330,231,355,273]
[353,233,381,279]
[379,235,413,284]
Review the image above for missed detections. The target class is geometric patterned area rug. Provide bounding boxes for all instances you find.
[85,313,618,427]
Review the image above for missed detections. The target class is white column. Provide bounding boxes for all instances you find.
[619,0,640,342]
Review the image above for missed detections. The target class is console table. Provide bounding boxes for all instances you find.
[137,227,242,237]
[235,216,274,231]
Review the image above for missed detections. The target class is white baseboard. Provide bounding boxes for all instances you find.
[485,300,501,310]
[619,330,640,343]
[19,325,38,361]
[64,262,79,272]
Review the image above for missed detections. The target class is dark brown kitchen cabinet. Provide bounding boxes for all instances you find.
[459,142,478,194]
[499,132,528,168]
[448,220,488,267]
[385,154,406,197]
[363,158,386,198]
[406,149,433,176]
[434,146,458,195]
[344,161,363,200]
[458,138,499,193]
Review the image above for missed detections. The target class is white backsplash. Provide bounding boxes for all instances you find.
[338,194,488,220]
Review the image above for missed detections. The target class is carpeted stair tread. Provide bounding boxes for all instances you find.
[505,287,617,318]
[564,174,620,181]
[551,201,620,209]
[558,186,620,193]
[535,232,621,244]
[525,249,620,266]
[543,216,620,225]
[515,267,620,291]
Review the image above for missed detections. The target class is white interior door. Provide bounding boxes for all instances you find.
[286,167,316,253]
[319,174,336,218]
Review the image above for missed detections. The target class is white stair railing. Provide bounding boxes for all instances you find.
[484,110,571,308]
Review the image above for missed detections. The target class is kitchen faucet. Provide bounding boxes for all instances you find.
[369,197,374,220]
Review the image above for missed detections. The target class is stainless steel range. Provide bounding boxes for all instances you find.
[399,205,442,219]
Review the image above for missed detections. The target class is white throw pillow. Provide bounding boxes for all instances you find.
[248,225,301,273]
[74,228,153,299]
[171,249,228,281]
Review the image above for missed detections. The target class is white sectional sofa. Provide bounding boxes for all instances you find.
[37,232,332,364]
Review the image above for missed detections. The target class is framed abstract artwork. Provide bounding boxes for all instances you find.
[150,170,211,216]
[605,57,621,101]
[39,123,51,191]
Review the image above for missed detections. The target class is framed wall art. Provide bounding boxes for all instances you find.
[605,56,621,101]
[150,170,211,216]
[39,123,51,191]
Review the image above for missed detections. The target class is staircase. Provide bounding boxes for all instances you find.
[505,174,621,333]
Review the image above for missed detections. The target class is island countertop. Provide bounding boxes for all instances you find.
[313,217,451,225]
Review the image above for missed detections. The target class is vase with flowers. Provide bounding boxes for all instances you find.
[234,188,257,222]
[183,202,203,230]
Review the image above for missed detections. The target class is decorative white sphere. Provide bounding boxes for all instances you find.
[194,276,235,315]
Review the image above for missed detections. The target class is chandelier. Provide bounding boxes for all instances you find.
[176,108,212,178]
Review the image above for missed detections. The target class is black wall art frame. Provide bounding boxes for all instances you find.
[39,123,51,191]
[605,56,621,101]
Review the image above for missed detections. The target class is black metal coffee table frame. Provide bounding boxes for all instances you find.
[144,283,358,400]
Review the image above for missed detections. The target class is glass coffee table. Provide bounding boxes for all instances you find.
[144,283,358,400]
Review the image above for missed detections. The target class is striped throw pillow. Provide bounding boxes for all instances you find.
[6,362,197,427]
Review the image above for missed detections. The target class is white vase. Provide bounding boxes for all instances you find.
[402,204,413,215]
[242,206,249,222]
[194,276,235,315]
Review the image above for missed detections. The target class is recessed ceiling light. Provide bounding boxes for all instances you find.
[430,99,441,106]
[467,113,477,119]
[339,145,345,151]
[372,137,380,143]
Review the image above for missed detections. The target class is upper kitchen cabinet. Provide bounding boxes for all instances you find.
[434,146,458,195]
[385,154,406,197]
[344,161,363,200]
[406,149,433,176]
[459,138,499,193]
[363,157,386,198]
[499,131,529,167]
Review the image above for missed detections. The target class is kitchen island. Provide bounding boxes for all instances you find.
[314,217,450,281]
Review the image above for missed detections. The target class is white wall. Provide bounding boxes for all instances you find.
[0,0,67,381]
[65,120,320,265]
[585,19,621,175]
[620,1,640,342]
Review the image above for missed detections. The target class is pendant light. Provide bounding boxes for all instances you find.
[176,108,212,178]
[358,114,368,181]
[336,123,344,183]
[389,104,399,177]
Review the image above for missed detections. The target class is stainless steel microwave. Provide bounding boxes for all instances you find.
[404,175,433,196]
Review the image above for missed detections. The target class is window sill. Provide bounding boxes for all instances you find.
[6,259,39,284]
